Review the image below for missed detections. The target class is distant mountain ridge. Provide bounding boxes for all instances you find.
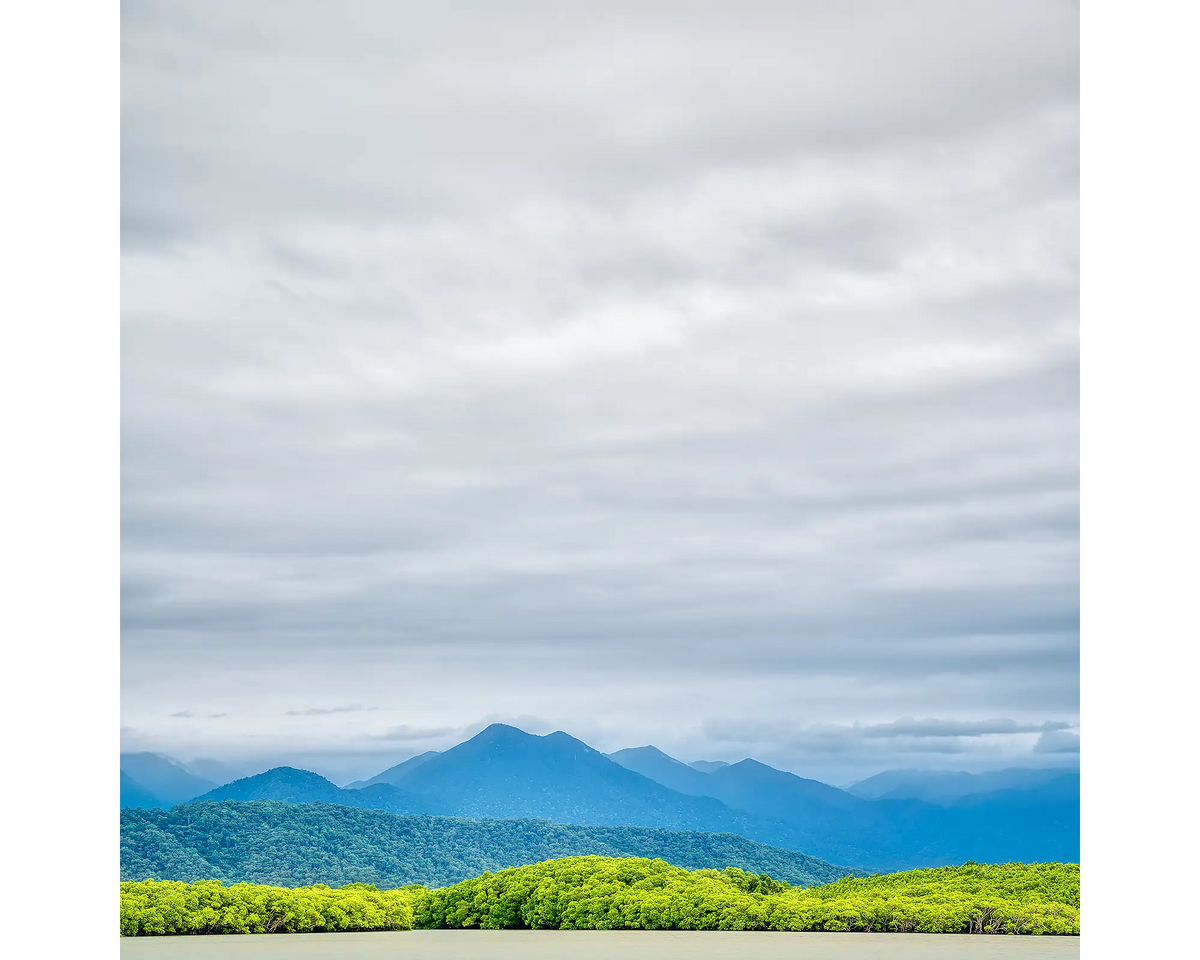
[120,753,215,805]
[846,767,1077,805]
[192,766,429,816]
[120,771,162,810]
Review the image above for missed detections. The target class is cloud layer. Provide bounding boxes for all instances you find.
[121,1,1079,783]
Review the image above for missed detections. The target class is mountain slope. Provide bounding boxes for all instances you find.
[601,746,1079,870]
[120,753,216,805]
[847,767,1076,804]
[121,771,164,809]
[192,766,429,816]
[608,746,716,796]
[391,725,807,847]
[121,800,857,889]
[346,750,440,789]
[952,772,1080,808]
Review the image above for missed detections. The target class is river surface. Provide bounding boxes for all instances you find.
[121,930,1080,960]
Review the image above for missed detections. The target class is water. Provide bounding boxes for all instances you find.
[121,930,1080,960]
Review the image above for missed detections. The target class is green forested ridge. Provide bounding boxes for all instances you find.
[122,801,855,888]
[121,857,1079,936]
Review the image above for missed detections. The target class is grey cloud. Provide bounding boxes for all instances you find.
[285,705,370,716]
[1033,729,1081,754]
[372,725,459,742]
[703,717,1070,745]
[696,717,1079,769]
[121,1,1076,243]
[170,711,194,718]
[856,718,1071,739]
[121,1,1078,781]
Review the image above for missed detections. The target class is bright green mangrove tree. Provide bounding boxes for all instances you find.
[121,856,1080,936]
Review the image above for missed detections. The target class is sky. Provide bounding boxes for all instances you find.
[121,0,1079,786]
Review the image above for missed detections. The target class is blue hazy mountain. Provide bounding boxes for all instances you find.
[611,747,1078,869]
[191,766,429,815]
[360,724,1076,869]
[607,746,716,796]
[119,752,216,805]
[344,750,441,789]
[613,749,859,815]
[845,767,1076,804]
[610,750,903,866]
[384,725,798,845]
[952,772,1080,809]
[120,770,163,809]
[688,760,730,773]
[562,733,1077,869]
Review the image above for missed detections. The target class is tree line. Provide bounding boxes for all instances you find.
[121,856,1079,936]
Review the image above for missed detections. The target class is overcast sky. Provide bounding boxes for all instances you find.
[121,0,1079,785]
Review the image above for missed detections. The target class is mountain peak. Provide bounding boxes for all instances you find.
[718,758,842,790]
[259,765,331,780]
[610,745,692,768]
[473,722,531,742]
[543,730,595,749]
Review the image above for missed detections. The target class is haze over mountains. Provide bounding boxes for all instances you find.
[119,753,217,808]
[121,723,1078,872]
[119,770,165,811]
[844,768,1072,804]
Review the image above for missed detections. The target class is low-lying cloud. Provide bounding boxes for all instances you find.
[1033,729,1081,754]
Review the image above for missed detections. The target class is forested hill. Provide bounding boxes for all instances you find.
[121,800,856,889]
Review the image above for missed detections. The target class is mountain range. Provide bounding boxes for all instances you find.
[123,723,1078,872]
